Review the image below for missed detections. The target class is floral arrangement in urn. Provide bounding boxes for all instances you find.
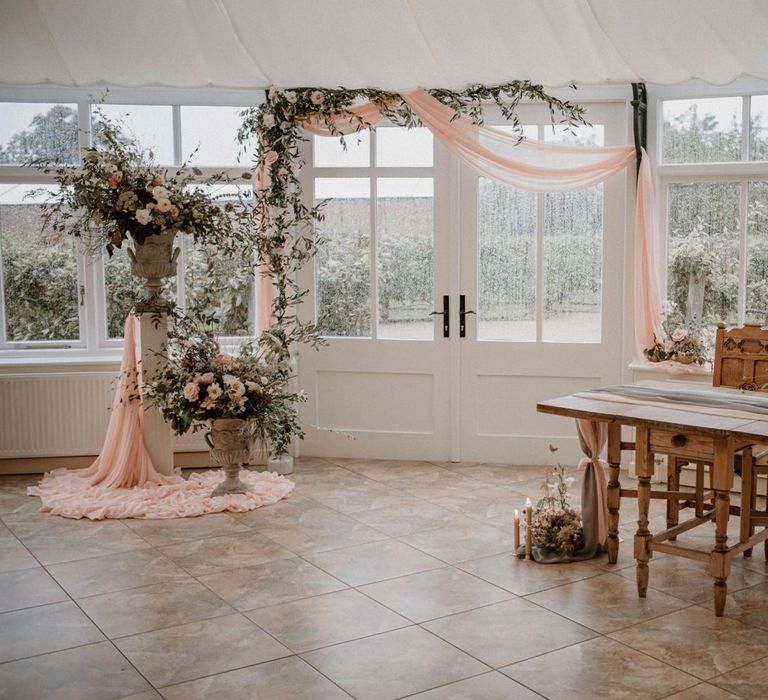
[36,109,243,256]
[644,305,712,366]
[146,317,306,455]
[529,464,583,556]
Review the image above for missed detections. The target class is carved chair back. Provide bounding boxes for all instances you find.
[713,322,768,391]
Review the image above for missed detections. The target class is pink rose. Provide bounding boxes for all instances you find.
[183,382,199,401]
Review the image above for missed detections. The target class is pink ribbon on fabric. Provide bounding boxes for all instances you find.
[272,87,663,355]
[576,418,609,546]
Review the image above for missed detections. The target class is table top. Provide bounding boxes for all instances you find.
[537,380,768,443]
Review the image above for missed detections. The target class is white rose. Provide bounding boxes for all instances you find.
[268,86,281,101]
[135,208,151,225]
[262,113,276,129]
[671,328,688,342]
[183,382,199,401]
[310,90,325,105]
[152,185,171,200]
[285,91,297,104]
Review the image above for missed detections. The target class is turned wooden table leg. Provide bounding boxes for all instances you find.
[711,437,734,617]
[634,426,653,598]
[607,422,622,565]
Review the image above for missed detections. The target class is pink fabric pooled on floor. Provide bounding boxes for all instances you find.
[27,315,294,519]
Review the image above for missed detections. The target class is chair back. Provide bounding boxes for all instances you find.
[713,323,768,391]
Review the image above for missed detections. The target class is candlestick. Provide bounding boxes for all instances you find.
[513,509,520,554]
[525,498,533,560]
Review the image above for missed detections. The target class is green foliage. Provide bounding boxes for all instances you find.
[0,105,79,165]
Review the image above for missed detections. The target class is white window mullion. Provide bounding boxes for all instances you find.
[742,96,751,162]
[738,180,749,325]
[172,105,182,166]
[370,128,378,339]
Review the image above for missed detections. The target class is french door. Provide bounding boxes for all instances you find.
[298,103,627,464]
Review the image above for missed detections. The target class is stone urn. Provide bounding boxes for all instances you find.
[204,418,250,496]
[128,230,180,301]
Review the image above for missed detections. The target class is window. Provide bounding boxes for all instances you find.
[0,94,258,354]
[477,125,604,343]
[659,92,768,327]
[313,126,435,340]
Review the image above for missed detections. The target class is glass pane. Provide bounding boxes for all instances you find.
[315,177,371,336]
[477,179,536,341]
[313,132,370,168]
[0,102,79,165]
[545,125,604,147]
[662,97,742,163]
[104,252,151,338]
[94,104,174,164]
[746,181,768,324]
[542,186,603,343]
[180,106,245,166]
[0,185,80,341]
[377,178,433,340]
[376,127,433,167]
[750,95,768,161]
[667,182,740,325]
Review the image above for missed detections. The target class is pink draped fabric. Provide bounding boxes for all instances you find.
[290,88,663,356]
[576,418,609,546]
[28,315,294,519]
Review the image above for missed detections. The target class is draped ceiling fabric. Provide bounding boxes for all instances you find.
[2,0,768,89]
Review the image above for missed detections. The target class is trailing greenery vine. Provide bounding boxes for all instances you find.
[236,82,588,357]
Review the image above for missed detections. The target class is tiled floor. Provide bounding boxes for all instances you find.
[1,458,768,699]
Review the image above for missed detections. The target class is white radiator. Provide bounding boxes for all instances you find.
[0,372,207,458]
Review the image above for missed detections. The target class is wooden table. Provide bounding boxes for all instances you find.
[537,383,768,616]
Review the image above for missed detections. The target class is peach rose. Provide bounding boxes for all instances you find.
[183,382,199,401]
[109,171,123,188]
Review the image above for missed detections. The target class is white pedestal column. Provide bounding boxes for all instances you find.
[138,310,174,475]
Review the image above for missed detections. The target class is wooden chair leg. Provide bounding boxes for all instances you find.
[695,461,706,517]
[741,448,753,558]
[667,456,681,539]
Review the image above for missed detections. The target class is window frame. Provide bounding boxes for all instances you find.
[650,79,768,327]
[0,85,264,360]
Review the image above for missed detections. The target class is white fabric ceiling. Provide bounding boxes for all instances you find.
[3,0,768,91]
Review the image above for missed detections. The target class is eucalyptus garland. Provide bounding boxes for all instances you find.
[237,82,588,357]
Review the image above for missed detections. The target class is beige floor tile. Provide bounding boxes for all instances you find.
[349,501,472,537]
[720,581,768,629]
[122,512,251,546]
[0,566,68,612]
[159,531,295,576]
[341,459,447,482]
[446,464,549,487]
[116,692,164,700]
[709,656,768,699]
[304,539,444,586]
[405,671,543,700]
[400,521,514,563]
[159,656,352,699]
[114,612,291,686]
[4,517,150,565]
[198,556,346,611]
[616,555,765,604]
[383,472,491,502]
[359,566,512,622]
[423,597,597,667]
[46,549,190,598]
[0,601,104,663]
[0,527,39,572]
[526,571,690,633]
[456,552,600,595]
[77,579,233,638]
[610,605,768,679]
[246,588,410,652]
[664,683,743,699]
[302,625,489,700]
[254,506,388,554]
[306,483,422,515]
[289,467,374,493]
[0,641,152,700]
[501,636,698,700]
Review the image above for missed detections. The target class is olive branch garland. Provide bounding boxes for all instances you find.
[236,81,588,363]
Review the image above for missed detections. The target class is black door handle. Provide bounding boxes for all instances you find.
[429,295,450,338]
[459,294,475,338]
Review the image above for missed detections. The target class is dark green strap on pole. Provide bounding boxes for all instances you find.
[631,83,647,177]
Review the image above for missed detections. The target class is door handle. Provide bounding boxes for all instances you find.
[459,294,475,338]
[429,295,450,338]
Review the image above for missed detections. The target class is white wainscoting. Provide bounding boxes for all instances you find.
[0,370,206,460]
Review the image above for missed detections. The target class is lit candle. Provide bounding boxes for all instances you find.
[525,498,533,560]
[513,509,520,554]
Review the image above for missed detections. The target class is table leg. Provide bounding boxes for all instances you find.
[634,426,653,598]
[607,422,622,565]
[711,437,734,617]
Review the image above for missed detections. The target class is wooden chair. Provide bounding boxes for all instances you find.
[667,322,768,557]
